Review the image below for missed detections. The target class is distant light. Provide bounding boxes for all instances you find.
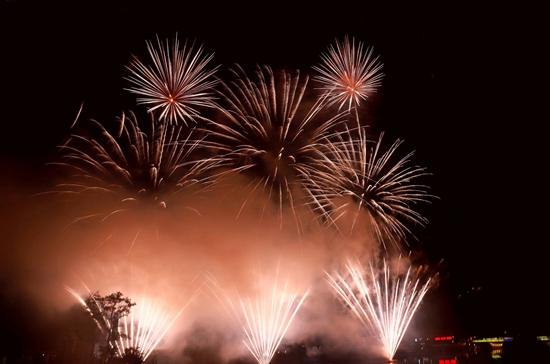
[472,337,514,343]
[438,360,457,364]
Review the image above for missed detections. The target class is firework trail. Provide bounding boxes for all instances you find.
[65,276,201,361]
[125,34,219,126]
[44,110,223,227]
[303,126,433,248]
[313,36,384,114]
[117,293,200,360]
[325,257,434,361]
[203,269,310,364]
[205,64,348,231]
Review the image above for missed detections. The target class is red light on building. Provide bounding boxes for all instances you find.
[438,360,457,364]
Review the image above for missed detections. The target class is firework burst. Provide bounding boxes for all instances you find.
[325,257,434,361]
[45,110,223,227]
[205,64,347,230]
[125,34,219,126]
[204,270,310,364]
[313,36,384,113]
[304,126,433,248]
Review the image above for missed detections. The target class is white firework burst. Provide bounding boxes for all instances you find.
[205,64,347,231]
[304,126,433,248]
[125,34,220,126]
[44,110,223,227]
[313,36,384,112]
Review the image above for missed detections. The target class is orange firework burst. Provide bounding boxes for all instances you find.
[313,36,384,112]
[43,110,224,228]
[205,64,347,232]
[303,126,433,248]
[125,34,219,126]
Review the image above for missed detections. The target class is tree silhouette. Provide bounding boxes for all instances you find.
[85,291,136,362]
[122,347,145,364]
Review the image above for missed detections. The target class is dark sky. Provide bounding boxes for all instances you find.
[1,0,546,356]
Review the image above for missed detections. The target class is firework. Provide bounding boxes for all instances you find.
[325,258,433,361]
[118,294,199,361]
[45,110,223,226]
[313,36,384,113]
[206,64,347,230]
[65,285,199,361]
[303,126,432,248]
[204,270,310,364]
[125,34,219,126]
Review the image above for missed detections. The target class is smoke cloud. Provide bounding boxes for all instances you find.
[0,128,432,363]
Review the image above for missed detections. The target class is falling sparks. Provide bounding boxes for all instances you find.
[42,110,224,227]
[205,64,347,232]
[304,126,433,248]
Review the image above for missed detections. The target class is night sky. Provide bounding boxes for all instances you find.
[1,0,546,360]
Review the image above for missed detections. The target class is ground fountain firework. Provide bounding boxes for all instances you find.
[325,257,435,361]
[64,270,201,361]
[116,293,200,361]
[204,268,311,364]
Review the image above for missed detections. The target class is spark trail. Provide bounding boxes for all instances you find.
[44,110,223,227]
[206,64,347,232]
[304,126,433,248]
[65,282,200,360]
[125,34,219,126]
[313,36,384,113]
[325,258,433,361]
[204,270,310,364]
[118,292,200,360]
